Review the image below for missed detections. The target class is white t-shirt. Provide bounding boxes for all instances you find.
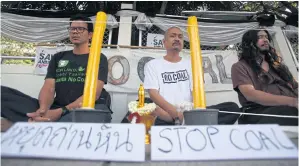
[144,57,193,105]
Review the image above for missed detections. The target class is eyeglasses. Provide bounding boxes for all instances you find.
[67,27,88,33]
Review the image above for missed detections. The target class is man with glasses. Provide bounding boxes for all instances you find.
[1,14,109,129]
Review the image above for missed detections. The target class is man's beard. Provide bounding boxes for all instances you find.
[259,49,269,55]
[173,47,181,52]
[258,43,271,55]
[255,48,270,65]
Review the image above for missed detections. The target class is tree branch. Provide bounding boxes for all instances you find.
[264,4,292,16]
[281,1,298,13]
[159,1,168,14]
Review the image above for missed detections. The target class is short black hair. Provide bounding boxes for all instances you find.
[70,14,93,32]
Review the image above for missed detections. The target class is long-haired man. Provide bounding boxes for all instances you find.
[231,29,298,125]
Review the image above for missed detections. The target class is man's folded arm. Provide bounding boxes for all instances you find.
[238,84,297,107]
[148,89,178,119]
[38,78,56,109]
[232,63,297,107]
[39,53,57,110]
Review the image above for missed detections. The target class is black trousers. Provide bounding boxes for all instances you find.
[1,86,111,122]
[1,86,59,122]
[238,105,298,126]
[121,102,241,125]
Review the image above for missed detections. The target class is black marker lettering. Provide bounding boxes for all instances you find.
[174,127,186,153]
[101,124,112,130]
[32,126,53,147]
[258,131,279,150]
[95,132,102,151]
[158,128,173,153]
[49,126,68,150]
[95,125,112,153]
[206,126,219,149]
[229,129,250,151]
[95,132,111,153]
[186,128,207,151]
[77,127,92,150]
[114,129,133,152]
[16,127,41,152]
[1,125,22,145]
[67,129,78,150]
[245,130,263,151]
[271,128,294,150]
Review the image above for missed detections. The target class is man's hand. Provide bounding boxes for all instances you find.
[66,99,82,110]
[35,107,49,117]
[178,112,184,123]
[27,108,63,122]
[152,106,184,124]
[148,89,178,118]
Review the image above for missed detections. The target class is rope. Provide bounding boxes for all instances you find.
[218,110,299,119]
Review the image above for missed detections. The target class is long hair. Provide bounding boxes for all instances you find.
[239,29,297,89]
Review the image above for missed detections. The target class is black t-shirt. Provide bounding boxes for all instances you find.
[45,50,108,107]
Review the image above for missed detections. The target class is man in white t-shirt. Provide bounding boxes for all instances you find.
[144,26,192,125]
[143,26,241,126]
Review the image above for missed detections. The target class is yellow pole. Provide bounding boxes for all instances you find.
[82,12,107,109]
[187,16,206,109]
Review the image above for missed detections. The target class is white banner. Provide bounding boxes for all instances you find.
[151,125,298,161]
[33,47,238,93]
[34,46,73,75]
[2,122,145,162]
[146,33,164,48]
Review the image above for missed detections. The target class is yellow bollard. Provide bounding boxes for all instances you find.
[82,12,107,109]
[187,16,206,109]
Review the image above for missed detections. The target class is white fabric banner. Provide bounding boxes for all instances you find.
[34,47,238,92]
[1,12,118,43]
[2,12,284,45]
[149,16,260,46]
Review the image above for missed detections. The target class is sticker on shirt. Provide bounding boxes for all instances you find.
[58,60,69,67]
[161,70,189,84]
[78,66,85,72]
